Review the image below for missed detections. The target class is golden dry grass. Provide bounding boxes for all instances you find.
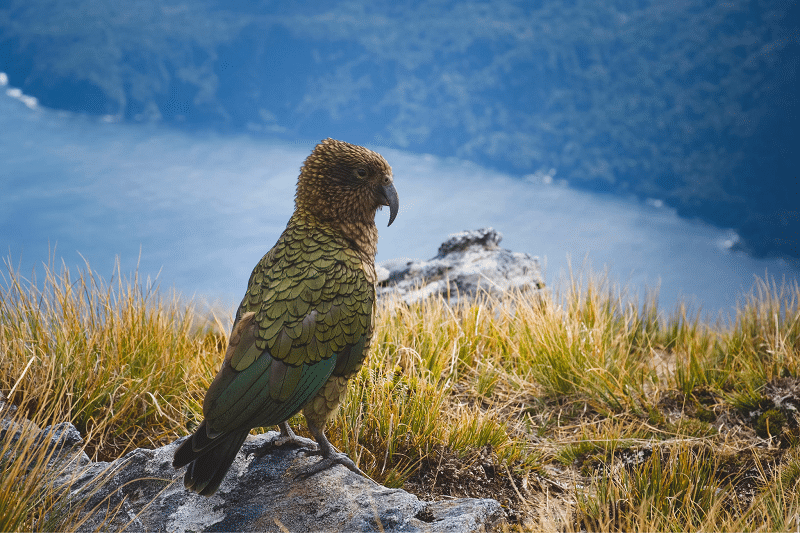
[1,256,799,531]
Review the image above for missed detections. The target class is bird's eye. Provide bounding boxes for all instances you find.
[356,168,367,178]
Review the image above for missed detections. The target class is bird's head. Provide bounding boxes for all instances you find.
[296,138,399,227]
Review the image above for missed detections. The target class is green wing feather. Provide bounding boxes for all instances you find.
[202,220,373,436]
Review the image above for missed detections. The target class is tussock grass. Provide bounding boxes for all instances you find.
[1,256,799,531]
[0,399,69,531]
[0,257,221,460]
[577,443,737,531]
[0,384,118,531]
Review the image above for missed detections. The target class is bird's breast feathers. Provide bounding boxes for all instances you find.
[238,225,375,369]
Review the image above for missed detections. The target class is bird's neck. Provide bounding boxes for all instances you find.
[291,210,379,264]
[338,219,379,263]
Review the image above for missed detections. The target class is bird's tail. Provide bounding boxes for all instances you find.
[173,421,249,496]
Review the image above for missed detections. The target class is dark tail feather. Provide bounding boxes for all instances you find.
[173,422,249,496]
[173,420,216,469]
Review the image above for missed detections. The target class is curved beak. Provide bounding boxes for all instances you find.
[377,182,399,227]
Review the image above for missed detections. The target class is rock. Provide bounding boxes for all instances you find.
[434,228,502,257]
[0,413,502,532]
[378,228,544,304]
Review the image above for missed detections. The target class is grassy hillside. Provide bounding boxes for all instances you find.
[1,258,799,531]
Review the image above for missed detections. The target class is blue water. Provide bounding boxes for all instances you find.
[1,83,797,318]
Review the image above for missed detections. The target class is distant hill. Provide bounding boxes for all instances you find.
[1,0,797,260]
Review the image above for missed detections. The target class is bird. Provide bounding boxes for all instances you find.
[172,138,399,496]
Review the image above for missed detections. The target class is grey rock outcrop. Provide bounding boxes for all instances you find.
[377,228,544,304]
[2,406,501,532]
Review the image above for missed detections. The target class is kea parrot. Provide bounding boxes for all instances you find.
[172,138,399,495]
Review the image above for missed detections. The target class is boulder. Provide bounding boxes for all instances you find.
[378,228,544,304]
[0,406,502,532]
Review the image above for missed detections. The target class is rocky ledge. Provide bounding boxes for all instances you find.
[1,407,501,532]
[377,228,544,304]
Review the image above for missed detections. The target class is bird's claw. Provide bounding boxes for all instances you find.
[286,422,367,480]
[293,450,366,480]
[296,448,318,458]
[256,425,318,458]
[272,433,318,450]
[271,422,318,450]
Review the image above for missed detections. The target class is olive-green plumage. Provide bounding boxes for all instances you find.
[172,138,399,496]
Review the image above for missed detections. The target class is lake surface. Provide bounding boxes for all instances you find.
[1,86,796,319]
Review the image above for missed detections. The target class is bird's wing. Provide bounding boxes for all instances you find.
[202,230,373,436]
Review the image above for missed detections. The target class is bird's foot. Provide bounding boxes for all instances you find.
[290,422,368,480]
[293,448,366,480]
[272,422,317,450]
[256,423,317,458]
